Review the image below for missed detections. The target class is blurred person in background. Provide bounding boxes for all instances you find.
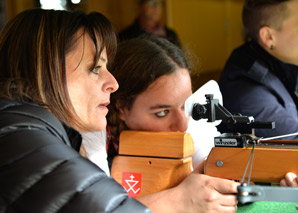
[118,0,181,47]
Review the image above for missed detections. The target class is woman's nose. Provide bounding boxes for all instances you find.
[103,69,119,93]
[170,111,189,132]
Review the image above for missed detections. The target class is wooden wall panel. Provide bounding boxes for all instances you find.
[84,0,137,32]
[5,0,35,20]
[168,0,244,75]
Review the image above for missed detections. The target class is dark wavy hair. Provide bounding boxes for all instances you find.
[108,35,191,137]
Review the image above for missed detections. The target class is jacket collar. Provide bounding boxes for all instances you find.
[63,123,82,152]
[248,41,298,93]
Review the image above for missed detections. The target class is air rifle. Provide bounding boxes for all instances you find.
[190,94,298,204]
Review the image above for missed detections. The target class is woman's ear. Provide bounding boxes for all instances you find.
[116,100,126,121]
[259,25,275,50]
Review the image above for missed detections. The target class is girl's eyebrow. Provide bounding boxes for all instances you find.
[99,56,106,63]
[150,104,171,110]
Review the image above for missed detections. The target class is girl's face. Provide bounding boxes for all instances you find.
[66,30,118,132]
[118,68,192,132]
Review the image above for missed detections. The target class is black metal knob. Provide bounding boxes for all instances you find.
[192,103,207,120]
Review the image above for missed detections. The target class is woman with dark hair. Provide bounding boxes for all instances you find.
[108,35,191,137]
[107,36,240,212]
[108,35,221,169]
[0,8,149,212]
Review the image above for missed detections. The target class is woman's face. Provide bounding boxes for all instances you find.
[118,68,192,132]
[66,30,118,132]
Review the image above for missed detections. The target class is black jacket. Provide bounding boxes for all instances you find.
[219,41,298,139]
[0,99,150,212]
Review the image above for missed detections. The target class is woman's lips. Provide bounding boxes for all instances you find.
[99,101,109,106]
[98,102,109,110]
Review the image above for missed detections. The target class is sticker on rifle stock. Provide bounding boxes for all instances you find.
[122,172,142,197]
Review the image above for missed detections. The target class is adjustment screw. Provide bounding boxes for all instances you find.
[216,160,223,167]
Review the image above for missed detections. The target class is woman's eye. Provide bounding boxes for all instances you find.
[89,66,101,75]
[155,110,169,118]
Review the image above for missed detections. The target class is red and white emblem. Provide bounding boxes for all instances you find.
[122,172,142,197]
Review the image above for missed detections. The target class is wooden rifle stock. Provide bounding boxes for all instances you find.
[111,130,194,198]
[204,142,298,183]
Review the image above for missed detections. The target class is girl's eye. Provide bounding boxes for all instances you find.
[155,110,169,118]
[89,66,101,75]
